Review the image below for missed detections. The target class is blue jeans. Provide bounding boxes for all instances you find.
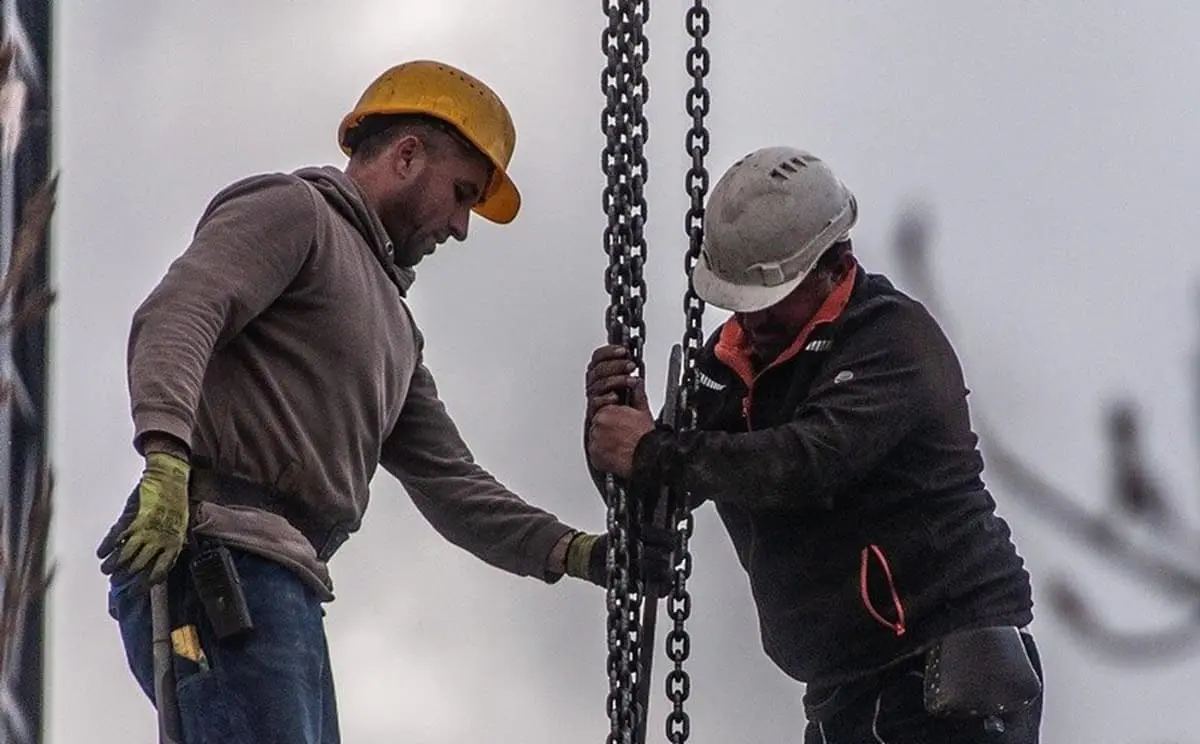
[803,633,1043,744]
[107,547,340,744]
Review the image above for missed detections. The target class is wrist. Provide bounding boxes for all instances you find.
[565,532,601,581]
[546,531,574,577]
[141,432,191,462]
[146,448,190,468]
[632,428,673,487]
[144,451,191,491]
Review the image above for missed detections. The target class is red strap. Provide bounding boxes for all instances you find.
[859,544,907,637]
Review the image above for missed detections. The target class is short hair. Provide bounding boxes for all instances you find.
[345,113,482,166]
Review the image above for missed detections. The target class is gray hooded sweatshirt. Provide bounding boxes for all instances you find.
[126,166,574,600]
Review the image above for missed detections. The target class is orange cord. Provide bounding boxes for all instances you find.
[859,544,907,637]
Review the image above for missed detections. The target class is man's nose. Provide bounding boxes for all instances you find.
[449,207,470,241]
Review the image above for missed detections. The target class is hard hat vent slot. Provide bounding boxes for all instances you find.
[769,156,812,181]
[768,156,816,181]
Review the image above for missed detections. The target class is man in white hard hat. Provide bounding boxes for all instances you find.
[585,146,1043,743]
[97,60,670,744]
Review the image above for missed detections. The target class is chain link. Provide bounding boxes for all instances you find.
[601,1,651,743]
[665,3,710,744]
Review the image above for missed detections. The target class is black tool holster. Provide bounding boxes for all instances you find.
[922,625,1042,718]
[185,533,254,642]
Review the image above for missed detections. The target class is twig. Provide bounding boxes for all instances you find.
[889,203,1200,662]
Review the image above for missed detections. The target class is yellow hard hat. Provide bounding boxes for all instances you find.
[338,60,521,224]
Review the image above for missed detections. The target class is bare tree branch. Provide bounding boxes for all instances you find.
[0,169,57,687]
[1046,577,1200,664]
[889,203,1200,663]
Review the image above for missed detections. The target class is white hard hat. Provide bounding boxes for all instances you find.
[693,146,858,313]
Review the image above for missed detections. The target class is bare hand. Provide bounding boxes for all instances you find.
[587,402,656,480]
[585,344,651,424]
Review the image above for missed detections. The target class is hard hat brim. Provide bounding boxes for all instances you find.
[692,255,807,314]
[339,109,522,224]
[474,170,520,224]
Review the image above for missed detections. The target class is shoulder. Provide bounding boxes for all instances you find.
[195,172,320,232]
[840,269,954,352]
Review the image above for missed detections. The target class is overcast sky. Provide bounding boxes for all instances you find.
[46,1,1200,742]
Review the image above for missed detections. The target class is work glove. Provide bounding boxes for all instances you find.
[97,451,191,592]
[565,524,676,597]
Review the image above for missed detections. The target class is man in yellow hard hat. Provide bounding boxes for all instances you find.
[97,59,670,743]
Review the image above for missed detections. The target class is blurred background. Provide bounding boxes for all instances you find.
[3,1,1200,742]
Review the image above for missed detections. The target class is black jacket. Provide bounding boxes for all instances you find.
[631,263,1033,689]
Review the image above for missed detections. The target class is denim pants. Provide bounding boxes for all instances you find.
[107,547,340,744]
[803,633,1043,744]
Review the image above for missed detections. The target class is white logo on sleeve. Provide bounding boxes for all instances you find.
[833,370,854,384]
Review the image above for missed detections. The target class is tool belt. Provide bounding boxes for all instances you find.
[188,466,350,562]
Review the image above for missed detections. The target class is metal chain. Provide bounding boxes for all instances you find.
[665,3,710,744]
[600,1,651,743]
[625,4,651,740]
[600,3,707,743]
[679,0,711,430]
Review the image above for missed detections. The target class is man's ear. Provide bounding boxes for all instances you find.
[389,134,427,183]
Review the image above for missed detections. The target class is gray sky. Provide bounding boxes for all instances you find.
[48,1,1200,742]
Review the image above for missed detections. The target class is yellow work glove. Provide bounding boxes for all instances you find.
[98,451,191,591]
[565,532,606,586]
[565,527,675,595]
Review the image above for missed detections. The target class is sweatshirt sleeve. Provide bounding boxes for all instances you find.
[126,174,318,452]
[631,302,963,511]
[380,359,575,581]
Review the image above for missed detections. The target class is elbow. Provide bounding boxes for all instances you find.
[757,482,836,512]
[750,452,840,511]
[701,456,838,513]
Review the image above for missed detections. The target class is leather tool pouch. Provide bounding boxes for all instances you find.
[922,626,1041,718]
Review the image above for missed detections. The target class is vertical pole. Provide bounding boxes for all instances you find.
[150,584,182,744]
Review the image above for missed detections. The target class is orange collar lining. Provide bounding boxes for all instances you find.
[715,262,858,389]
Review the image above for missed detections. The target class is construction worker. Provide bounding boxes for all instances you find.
[585,146,1043,743]
[98,59,669,744]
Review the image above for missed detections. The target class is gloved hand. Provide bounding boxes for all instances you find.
[565,524,676,596]
[97,451,191,591]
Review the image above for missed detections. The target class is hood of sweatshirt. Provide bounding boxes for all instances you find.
[293,165,416,295]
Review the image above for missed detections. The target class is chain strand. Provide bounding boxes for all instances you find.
[600,4,709,743]
[665,4,710,744]
[601,2,650,742]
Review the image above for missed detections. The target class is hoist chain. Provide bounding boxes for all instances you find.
[600,1,651,743]
[601,2,709,743]
[665,3,710,744]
